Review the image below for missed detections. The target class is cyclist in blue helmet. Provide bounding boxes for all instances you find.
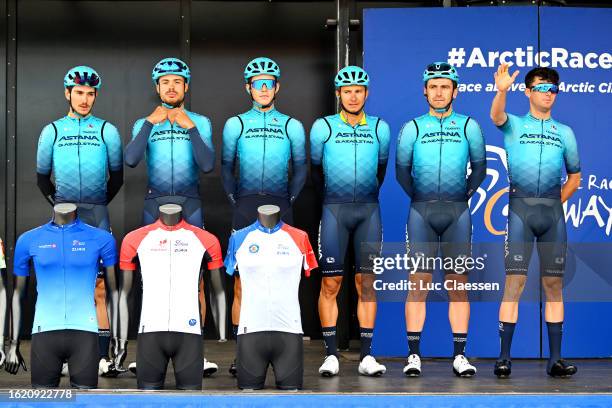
[125,57,219,377]
[491,64,580,379]
[222,56,307,376]
[312,66,390,378]
[396,61,486,378]
[35,65,124,377]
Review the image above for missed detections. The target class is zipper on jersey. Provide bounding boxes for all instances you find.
[438,116,444,200]
[78,119,82,202]
[353,126,358,202]
[171,123,175,196]
[536,119,544,197]
[261,112,267,194]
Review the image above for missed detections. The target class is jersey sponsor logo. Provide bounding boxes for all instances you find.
[249,244,260,253]
[246,127,283,134]
[277,243,290,256]
[519,133,562,148]
[72,240,87,252]
[188,318,197,326]
[151,238,169,252]
[57,135,100,142]
[334,132,375,144]
[38,243,57,249]
[174,239,188,246]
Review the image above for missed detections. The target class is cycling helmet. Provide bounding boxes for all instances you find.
[334,66,369,88]
[244,57,281,82]
[152,57,191,85]
[64,66,101,89]
[423,62,459,84]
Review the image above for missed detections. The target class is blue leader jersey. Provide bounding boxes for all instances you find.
[130,110,214,198]
[13,219,117,334]
[222,107,307,200]
[36,115,123,205]
[498,113,581,198]
[310,112,391,204]
[396,111,486,201]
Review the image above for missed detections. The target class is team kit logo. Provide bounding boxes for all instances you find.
[249,243,260,253]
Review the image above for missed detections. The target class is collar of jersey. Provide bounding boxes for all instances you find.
[527,112,553,123]
[153,218,189,231]
[339,111,367,126]
[426,110,456,121]
[250,106,277,116]
[65,114,94,123]
[254,220,283,234]
[46,218,81,231]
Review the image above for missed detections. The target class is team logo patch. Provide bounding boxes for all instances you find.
[38,243,57,249]
[72,240,87,252]
[249,244,260,253]
[188,319,197,326]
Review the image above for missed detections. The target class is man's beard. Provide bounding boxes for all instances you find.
[161,95,184,108]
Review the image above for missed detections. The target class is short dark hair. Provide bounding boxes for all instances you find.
[525,67,559,88]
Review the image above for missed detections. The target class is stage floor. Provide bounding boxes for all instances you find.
[2,340,612,394]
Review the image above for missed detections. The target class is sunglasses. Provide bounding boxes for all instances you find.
[71,71,100,87]
[250,79,277,90]
[531,83,559,94]
[426,62,453,73]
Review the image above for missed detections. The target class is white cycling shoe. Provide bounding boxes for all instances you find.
[358,355,386,377]
[318,355,340,377]
[203,358,218,377]
[453,354,477,377]
[403,353,422,377]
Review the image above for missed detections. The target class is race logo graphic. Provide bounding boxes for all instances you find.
[249,244,260,253]
[470,145,509,237]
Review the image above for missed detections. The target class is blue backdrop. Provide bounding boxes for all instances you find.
[364,6,612,357]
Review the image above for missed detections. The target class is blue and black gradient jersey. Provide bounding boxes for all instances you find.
[13,219,117,334]
[498,113,580,199]
[221,107,307,200]
[127,110,214,198]
[396,111,486,202]
[36,115,123,205]
[310,112,391,204]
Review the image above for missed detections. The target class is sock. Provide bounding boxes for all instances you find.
[547,321,563,371]
[232,324,238,342]
[407,331,421,357]
[359,327,374,360]
[499,321,516,361]
[98,329,111,359]
[321,326,338,357]
[453,333,467,357]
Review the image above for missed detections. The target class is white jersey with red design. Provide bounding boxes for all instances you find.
[120,219,223,334]
[225,221,317,335]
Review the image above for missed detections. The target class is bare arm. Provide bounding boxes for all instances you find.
[561,173,581,203]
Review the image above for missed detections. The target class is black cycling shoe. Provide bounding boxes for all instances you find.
[547,359,577,378]
[494,359,512,378]
[229,359,237,377]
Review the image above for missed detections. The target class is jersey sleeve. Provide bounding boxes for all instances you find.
[224,234,238,276]
[221,116,242,196]
[563,126,581,174]
[396,120,417,168]
[287,118,307,165]
[0,238,6,270]
[497,113,518,132]
[13,232,33,276]
[98,231,118,267]
[309,118,330,166]
[36,124,56,175]
[194,115,216,159]
[300,233,317,277]
[119,228,148,271]
[466,118,486,164]
[103,122,124,172]
[376,119,391,165]
[195,230,223,270]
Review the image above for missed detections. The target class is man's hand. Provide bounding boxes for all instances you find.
[169,108,195,130]
[146,106,168,124]
[5,341,27,375]
[494,64,520,93]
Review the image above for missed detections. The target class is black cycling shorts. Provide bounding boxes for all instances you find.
[136,331,203,390]
[237,331,303,390]
[31,329,98,389]
[318,203,382,277]
[505,197,566,277]
[406,200,472,275]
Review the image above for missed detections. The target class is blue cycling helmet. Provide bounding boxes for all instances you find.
[244,57,281,82]
[334,66,370,88]
[64,66,101,89]
[152,58,191,85]
[423,62,459,84]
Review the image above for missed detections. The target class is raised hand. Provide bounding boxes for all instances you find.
[494,64,520,92]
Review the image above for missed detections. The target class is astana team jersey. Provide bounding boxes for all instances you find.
[498,113,581,198]
[120,219,223,335]
[225,221,317,335]
[13,219,117,333]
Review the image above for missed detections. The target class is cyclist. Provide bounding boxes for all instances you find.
[396,62,486,377]
[222,57,307,375]
[311,66,390,377]
[36,66,123,375]
[490,64,581,378]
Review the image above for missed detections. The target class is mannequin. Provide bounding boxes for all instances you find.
[6,203,119,387]
[119,204,222,384]
[258,204,281,228]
